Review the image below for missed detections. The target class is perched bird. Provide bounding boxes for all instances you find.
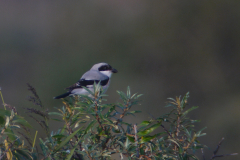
[54,62,118,99]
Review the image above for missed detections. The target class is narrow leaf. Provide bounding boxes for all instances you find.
[54,126,83,153]
[139,120,151,126]
[48,112,62,116]
[138,122,162,136]
[139,135,156,143]
[182,106,198,117]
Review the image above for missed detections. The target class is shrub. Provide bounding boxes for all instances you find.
[0,84,237,159]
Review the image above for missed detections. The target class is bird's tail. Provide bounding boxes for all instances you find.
[54,92,71,99]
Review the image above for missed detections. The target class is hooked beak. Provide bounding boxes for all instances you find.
[111,68,118,73]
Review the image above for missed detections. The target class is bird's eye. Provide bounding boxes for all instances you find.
[99,65,110,71]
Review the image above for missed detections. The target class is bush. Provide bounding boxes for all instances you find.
[0,84,237,159]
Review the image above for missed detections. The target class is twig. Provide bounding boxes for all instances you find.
[0,139,18,159]
[175,97,181,151]
[211,137,224,159]
[103,100,131,153]
[147,112,173,139]
[94,100,104,131]
[41,152,51,160]
[86,151,93,160]
[32,131,38,152]
[134,124,139,158]
[4,103,18,114]
[211,153,238,159]
[210,137,238,159]
[201,148,205,160]
[25,108,49,119]
[161,124,173,139]
[27,83,44,108]
[0,87,6,110]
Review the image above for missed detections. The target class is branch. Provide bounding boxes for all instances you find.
[211,153,238,159]
[201,148,205,160]
[210,137,238,159]
[134,124,139,158]
[211,137,224,159]
[147,112,173,139]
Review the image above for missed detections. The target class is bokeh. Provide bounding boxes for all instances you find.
[0,1,240,159]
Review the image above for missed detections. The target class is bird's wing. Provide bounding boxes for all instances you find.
[65,70,110,91]
[65,78,109,91]
[81,70,109,81]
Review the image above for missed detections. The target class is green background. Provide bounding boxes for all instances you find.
[0,1,240,159]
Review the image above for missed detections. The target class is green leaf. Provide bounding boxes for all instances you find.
[185,154,198,160]
[53,126,83,153]
[154,132,166,137]
[10,125,20,129]
[140,147,145,155]
[0,109,11,116]
[82,86,94,95]
[139,120,151,126]
[168,139,183,154]
[120,121,131,126]
[52,134,66,139]
[48,112,62,116]
[182,106,198,117]
[85,120,97,133]
[138,122,161,136]
[196,127,207,137]
[0,115,5,125]
[15,149,32,159]
[136,94,143,99]
[105,105,115,118]
[181,92,190,108]
[118,141,125,148]
[79,94,94,102]
[165,103,177,108]
[66,147,76,160]
[182,126,192,139]
[5,128,17,141]
[5,116,9,127]
[12,118,32,128]
[112,127,120,133]
[196,133,206,137]
[76,102,89,107]
[51,118,62,122]
[167,97,177,102]
[191,119,201,123]
[130,93,138,99]
[39,138,48,156]
[126,135,135,143]
[139,135,156,143]
[129,110,141,114]
[127,86,131,98]
[102,151,114,157]
[117,91,127,101]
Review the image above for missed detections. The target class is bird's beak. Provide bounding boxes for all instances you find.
[111,68,118,73]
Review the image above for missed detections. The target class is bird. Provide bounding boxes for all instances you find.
[54,62,118,99]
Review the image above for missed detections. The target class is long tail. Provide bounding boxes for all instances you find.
[54,92,71,99]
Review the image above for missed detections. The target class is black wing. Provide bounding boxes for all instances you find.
[65,78,109,91]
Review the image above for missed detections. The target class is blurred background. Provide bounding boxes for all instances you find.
[0,1,240,159]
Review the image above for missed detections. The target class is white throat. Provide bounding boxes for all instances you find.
[100,71,112,78]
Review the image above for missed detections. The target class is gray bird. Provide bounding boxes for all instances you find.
[54,62,118,99]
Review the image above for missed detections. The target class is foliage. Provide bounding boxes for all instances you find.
[0,84,237,159]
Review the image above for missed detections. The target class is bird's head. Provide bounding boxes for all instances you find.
[91,62,118,77]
